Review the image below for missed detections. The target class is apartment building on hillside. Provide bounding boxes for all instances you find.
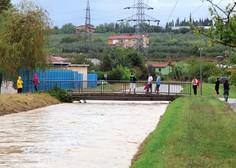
[107,34,149,48]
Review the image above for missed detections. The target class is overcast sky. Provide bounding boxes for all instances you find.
[11,0,234,28]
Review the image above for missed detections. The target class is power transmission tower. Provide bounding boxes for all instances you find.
[85,0,92,53]
[118,0,160,58]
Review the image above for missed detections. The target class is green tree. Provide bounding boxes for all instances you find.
[195,1,236,47]
[0,0,12,13]
[0,1,51,78]
[61,23,76,34]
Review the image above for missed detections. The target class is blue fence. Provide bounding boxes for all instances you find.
[18,70,97,93]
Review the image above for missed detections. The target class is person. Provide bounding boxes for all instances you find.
[17,76,23,93]
[192,76,198,95]
[215,78,220,98]
[32,74,39,92]
[156,73,161,94]
[129,73,137,94]
[146,74,153,93]
[223,80,230,102]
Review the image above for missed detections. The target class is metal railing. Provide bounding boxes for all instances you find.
[27,80,192,95]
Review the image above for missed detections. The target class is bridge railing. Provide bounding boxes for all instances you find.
[36,80,192,95]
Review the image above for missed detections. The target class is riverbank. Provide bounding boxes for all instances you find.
[131,85,236,167]
[0,93,60,116]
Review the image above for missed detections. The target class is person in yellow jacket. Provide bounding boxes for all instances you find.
[17,76,23,93]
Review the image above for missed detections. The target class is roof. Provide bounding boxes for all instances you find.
[149,63,169,68]
[47,56,71,66]
[68,64,90,67]
[108,34,143,40]
[47,56,66,63]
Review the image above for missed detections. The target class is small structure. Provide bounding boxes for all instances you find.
[47,56,70,69]
[67,64,89,81]
[108,34,149,48]
[47,56,90,81]
[148,63,171,75]
[76,24,95,34]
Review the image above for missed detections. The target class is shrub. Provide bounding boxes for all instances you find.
[47,87,72,102]
[208,76,216,84]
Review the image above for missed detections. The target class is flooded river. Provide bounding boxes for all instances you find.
[0,101,168,168]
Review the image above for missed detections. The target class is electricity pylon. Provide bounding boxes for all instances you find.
[85,0,92,53]
[118,0,160,58]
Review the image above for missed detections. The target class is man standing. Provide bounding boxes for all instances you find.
[147,74,153,93]
[129,73,137,94]
[156,73,161,94]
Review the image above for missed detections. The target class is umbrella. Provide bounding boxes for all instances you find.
[219,76,229,81]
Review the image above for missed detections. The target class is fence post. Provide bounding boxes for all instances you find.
[168,83,170,95]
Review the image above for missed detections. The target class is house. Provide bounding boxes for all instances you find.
[107,34,149,48]
[46,56,71,69]
[76,24,95,34]
[148,63,171,75]
[47,55,90,80]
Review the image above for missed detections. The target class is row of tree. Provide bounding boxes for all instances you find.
[0,0,50,80]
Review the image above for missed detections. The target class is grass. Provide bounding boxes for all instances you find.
[182,82,236,98]
[131,83,236,168]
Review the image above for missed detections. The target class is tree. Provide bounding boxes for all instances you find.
[195,1,236,48]
[61,23,76,34]
[0,1,51,79]
[0,0,12,13]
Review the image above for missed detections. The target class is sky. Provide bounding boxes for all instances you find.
[11,0,234,28]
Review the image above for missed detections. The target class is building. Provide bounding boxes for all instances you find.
[46,56,71,69]
[148,63,171,75]
[107,34,149,48]
[76,24,95,34]
[47,55,90,80]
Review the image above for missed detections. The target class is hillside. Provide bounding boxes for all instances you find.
[50,32,230,60]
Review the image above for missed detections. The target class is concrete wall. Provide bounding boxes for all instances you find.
[0,81,17,94]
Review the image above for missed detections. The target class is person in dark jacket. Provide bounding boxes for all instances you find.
[223,80,230,102]
[215,78,220,98]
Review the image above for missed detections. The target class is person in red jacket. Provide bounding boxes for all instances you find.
[32,74,39,92]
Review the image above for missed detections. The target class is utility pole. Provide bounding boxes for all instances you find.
[85,0,92,53]
[199,48,203,96]
[118,0,160,58]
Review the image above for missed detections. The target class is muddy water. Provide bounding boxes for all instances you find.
[0,101,168,168]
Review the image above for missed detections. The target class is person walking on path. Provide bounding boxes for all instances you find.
[17,76,23,93]
[192,76,198,95]
[156,73,161,94]
[32,74,39,92]
[147,74,153,93]
[223,80,230,102]
[129,73,137,94]
[215,78,220,98]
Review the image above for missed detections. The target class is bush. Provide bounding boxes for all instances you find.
[47,87,72,102]
[208,76,217,84]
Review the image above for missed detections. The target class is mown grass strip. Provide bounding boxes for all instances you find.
[131,96,236,168]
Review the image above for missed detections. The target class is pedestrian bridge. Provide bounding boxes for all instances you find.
[64,80,192,102]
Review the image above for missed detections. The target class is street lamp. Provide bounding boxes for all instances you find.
[199,48,203,96]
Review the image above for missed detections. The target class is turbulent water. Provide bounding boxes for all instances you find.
[0,101,168,168]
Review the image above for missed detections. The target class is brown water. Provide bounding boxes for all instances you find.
[0,101,168,168]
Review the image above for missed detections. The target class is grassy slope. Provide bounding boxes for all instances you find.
[0,93,60,116]
[131,83,236,168]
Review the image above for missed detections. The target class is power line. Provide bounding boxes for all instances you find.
[166,0,179,23]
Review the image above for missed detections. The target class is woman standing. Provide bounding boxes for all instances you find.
[215,78,220,98]
[17,76,23,93]
[192,76,198,95]
[32,74,39,92]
